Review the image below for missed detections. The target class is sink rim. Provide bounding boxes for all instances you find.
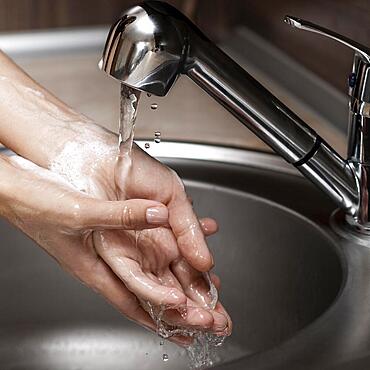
[135,139,299,176]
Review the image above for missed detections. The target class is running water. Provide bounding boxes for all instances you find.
[116,83,226,369]
[118,84,140,156]
[115,84,140,196]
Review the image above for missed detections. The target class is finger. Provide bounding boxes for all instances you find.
[135,228,181,268]
[78,198,169,230]
[93,231,186,308]
[76,248,156,332]
[119,259,187,307]
[162,306,214,330]
[167,218,217,236]
[156,267,186,293]
[131,229,221,333]
[171,259,229,334]
[199,218,219,236]
[168,195,213,272]
[211,307,229,335]
[171,258,214,307]
[214,302,233,336]
[210,272,221,291]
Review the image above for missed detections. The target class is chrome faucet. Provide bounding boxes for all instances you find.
[99,1,370,233]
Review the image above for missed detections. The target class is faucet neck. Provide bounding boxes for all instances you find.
[185,49,359,219]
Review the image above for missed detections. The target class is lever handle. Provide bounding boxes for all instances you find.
[284,15,370,63]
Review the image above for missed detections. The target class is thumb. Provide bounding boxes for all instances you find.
[79,198,169,230]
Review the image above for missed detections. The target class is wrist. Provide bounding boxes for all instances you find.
[0,51,118,168]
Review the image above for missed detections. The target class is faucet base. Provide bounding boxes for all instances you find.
[330,209,370,245]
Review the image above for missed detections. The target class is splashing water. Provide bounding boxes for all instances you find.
[163,353,169,362]
[145,272,226,369]
[116,84,226,369]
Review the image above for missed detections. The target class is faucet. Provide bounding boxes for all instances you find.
[99,1,370,233]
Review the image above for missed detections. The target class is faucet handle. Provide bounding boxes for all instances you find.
[285,15,370,106]
[284,16,370,62]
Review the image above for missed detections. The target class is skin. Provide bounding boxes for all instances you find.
[0,51,232,344]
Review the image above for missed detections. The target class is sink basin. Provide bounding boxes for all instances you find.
[0,142,344,370]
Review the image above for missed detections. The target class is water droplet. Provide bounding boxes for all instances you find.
[151,103,158,110]
[145,352,149,356]
[160,340,164,346]
[179,306,188,319]
[144,143,150,149]
[147,93,152,97]
[154,131,161,143]
[163,353,169,362]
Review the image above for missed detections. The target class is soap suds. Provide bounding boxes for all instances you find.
[49,139,116,196]
[10,154,77,191]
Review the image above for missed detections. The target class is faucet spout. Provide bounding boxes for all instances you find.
[99,1,361,226]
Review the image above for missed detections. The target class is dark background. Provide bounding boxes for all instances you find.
[0,0,369,92]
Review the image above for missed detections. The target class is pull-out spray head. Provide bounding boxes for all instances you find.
[99,2,191,96]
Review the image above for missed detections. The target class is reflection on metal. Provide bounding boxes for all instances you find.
[100,2,370,233]
[136,140,298,175]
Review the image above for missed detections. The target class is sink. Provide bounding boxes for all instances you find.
[0,142,344,370]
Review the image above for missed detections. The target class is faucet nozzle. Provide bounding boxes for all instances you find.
[99,2,189,96]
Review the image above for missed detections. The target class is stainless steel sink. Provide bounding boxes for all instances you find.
[0,142,349,370]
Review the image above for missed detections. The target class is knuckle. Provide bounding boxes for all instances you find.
[177,221,198,240]
[121,205,136,229]
[170,169,185,192]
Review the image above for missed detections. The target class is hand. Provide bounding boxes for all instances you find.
[46,125,232,340]
[0,153,180,334]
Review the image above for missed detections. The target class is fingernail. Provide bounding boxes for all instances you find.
[146,206,168,224]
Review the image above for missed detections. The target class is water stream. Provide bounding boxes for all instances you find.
[117,84,226,369]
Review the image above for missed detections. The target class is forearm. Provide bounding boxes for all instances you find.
[0,51,112,168]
